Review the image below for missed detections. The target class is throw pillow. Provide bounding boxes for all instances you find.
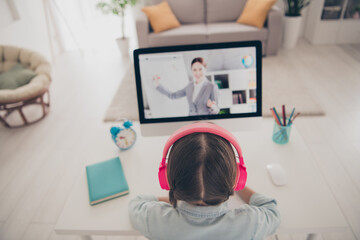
[0,63,36,90]
[236,0,276,28]
[142,1,181,33]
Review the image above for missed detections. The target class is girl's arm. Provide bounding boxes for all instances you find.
[128,195,158,238]
[158,196,170,203]
[238,187,281,237]
[236,186,256,204]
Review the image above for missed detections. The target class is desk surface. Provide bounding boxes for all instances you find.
[55,119,348,236]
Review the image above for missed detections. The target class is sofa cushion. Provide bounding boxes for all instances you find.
[206,0,247,23]
[149,0,205,24]
[207,22,268,42]
[237,0,276,28]
[142,1,181,33]
[148,24,207,47]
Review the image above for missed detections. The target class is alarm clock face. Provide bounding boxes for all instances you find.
[115,128,136,150]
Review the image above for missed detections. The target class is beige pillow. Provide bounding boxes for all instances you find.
[237,0,276,28]
[142,1,181,33]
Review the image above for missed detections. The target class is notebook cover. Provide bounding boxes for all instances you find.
[86,157,129,205]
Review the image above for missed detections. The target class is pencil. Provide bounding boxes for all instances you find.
[272,107,283,126]
[282,105,286,126]
[290,112,301,124]
[270,108,282,126]
[287,108,295,125]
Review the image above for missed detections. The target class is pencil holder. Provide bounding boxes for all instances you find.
[272,118,292,144]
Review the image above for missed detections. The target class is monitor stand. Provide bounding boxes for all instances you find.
[140,117,263,137]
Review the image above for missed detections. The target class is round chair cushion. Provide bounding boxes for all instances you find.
[0,63,37,89]
[0,45,51,104]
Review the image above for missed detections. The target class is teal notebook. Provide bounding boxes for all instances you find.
[86,157,129,205]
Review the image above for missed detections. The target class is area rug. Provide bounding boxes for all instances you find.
[104,66,325,122]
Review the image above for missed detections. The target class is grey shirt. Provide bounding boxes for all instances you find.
[156,81,220,116]
[128,193,281,240]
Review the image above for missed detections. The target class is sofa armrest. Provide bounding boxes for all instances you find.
[266,6,283,56]
[135,11,150,48]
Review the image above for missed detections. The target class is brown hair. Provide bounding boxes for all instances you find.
[167,132,237,207]
[191,57,207,68]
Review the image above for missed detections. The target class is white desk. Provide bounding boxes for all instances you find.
[54,119,348,239]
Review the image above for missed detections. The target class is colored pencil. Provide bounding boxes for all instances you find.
[272,107,283,126]
[287,108,295,125]
[282,105,286,126]
[270,108,282,126]
[290,112,301,123]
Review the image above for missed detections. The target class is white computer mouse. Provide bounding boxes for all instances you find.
[266,163,287,186]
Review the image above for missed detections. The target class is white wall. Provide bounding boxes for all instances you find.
[0,0,51,60]
[0,0,313,61]
[0,0,138,60]
[0,1,15,28]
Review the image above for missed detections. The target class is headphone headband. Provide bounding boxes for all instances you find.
[161,122,244,165]
[159,122,247,191]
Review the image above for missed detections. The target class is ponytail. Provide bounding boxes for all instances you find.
[169,188,177,207]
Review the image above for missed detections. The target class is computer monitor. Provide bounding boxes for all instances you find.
[133,41,262,136]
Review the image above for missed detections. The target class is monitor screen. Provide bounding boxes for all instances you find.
[133,41,262,135]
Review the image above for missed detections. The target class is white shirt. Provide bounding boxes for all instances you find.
[192,79,205,102]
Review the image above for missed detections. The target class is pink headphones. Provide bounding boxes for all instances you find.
[158,122,247,191]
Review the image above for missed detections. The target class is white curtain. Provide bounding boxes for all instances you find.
[44,0,135,56]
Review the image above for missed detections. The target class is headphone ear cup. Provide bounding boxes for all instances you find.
[158,162,170,190]
[234,162,247,191]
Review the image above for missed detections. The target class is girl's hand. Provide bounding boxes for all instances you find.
[207,99,216,108]
[152,75,160,87]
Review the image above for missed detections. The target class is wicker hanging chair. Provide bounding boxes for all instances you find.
[0,45,51,128]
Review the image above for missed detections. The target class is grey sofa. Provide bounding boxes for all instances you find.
[135,0,283,56]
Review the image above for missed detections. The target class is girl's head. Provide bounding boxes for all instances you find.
[167,132,237,207]
[191,57,207,81]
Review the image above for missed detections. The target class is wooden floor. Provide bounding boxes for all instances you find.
[0,40,359,240]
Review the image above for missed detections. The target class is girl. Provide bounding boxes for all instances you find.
[153,57,220,116]
[129,124,280,240]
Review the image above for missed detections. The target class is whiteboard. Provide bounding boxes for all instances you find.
[139,55,189,118]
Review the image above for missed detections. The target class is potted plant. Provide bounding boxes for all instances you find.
[283,0,311,49]
[96,0,138,55]
[352,5,360,19]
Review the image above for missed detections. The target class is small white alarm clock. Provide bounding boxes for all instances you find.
[110,119,136,150]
